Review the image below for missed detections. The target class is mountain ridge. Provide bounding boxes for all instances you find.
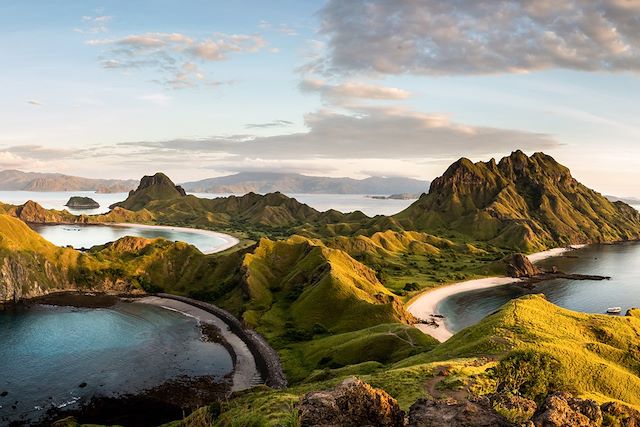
[0,170,137,193]
[394,150,640,251]
[181,172,430,195]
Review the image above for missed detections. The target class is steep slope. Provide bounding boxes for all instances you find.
[402,294,640,407]
[0,169,136,192]
[110,172,187,211]
[394,151,640,251]
[238,236,414,340]
[181,172,429,195]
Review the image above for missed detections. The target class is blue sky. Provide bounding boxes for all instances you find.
[1,0,639,197]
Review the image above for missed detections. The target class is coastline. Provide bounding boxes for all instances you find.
[136,296,261,392]
[407,244,588,342]
[111,223,240,254]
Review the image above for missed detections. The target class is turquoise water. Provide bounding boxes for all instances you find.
[30,223,228,253]
[0,302,232,424]
[439,242,640,333]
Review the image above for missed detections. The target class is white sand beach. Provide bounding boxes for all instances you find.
[407,277,522,342]
[114,223,240,254]
[407,245,588,342]
[527,244,587,263]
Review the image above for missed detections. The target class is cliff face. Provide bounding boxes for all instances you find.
[395,151,640,251]
[0,214,149,303]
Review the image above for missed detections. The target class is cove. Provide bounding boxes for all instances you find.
[29,223,238,254]
[0,301,233,425]
[438,242,640,334]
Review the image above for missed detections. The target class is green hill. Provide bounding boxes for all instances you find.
[394,151,640,251]
[110,172,187,211]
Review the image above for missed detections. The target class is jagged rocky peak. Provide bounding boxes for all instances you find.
[109,172,187,211]
[137,172,187,196]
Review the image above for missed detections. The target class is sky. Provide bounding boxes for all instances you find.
[1,0,640,197]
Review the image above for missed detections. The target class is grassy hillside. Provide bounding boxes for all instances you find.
[394,151,640,251]
[176,295,640,425]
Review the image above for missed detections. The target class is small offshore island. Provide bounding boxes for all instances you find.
[65,196,100,209]
[1,152,640,426]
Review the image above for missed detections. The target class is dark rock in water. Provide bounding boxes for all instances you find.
[65,196,100,209]
[407,398,512,427]
[297,377,404,427]
[0,391,7,397]
[532,392,602,427]
[505,253,542,278]
[78,382,87,388]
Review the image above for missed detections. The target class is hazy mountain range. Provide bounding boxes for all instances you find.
[181,172,430,195]
[0,170,138,193]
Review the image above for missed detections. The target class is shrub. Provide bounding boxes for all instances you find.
[493,350,567,403]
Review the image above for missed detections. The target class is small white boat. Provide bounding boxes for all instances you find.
[606,307,622,314]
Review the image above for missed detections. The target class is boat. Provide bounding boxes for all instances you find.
[606,307,622,314]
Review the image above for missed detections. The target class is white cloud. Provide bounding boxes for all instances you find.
[75,15,112,34]
[300,78,411,102]
[87,32,268,88]
[119,106,559,163]
[317,0,640,76]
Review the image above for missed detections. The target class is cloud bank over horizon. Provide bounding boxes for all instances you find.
[1,0,640,196]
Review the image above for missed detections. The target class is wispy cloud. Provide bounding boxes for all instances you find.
[316,0,640,76]
[87,32,268,88]
[75,15,112,34]
[119,106,559,163]
[300,78,410,103]
[245,120,294,129]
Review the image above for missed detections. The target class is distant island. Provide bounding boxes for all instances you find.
[0,170,137,193]
[181,172,430,195]
[65,196,100,209]
[607,195,640,205]
[367,193,421,200]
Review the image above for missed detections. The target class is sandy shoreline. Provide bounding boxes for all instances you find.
[113,223,240,254]
[408,245,588,342]
[136,296,260,392]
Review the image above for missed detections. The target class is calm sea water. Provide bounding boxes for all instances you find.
[30,223,228,253]
[439,241,640,333]
[0,302,232,424]
[0,190,416,218]
[0,191,129,215]
[190,192,416,216]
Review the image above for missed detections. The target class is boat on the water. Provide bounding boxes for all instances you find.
[606,307,622,314]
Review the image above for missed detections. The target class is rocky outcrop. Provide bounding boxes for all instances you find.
[505,253,542,278]
[532,393,602,427]
[65,196,100,209]
[297,377,404,427]
[601,401,640,426]
[407,398,512,427]
[14,200,78,223]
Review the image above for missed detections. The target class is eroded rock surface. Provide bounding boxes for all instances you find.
[297,377,404,427]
